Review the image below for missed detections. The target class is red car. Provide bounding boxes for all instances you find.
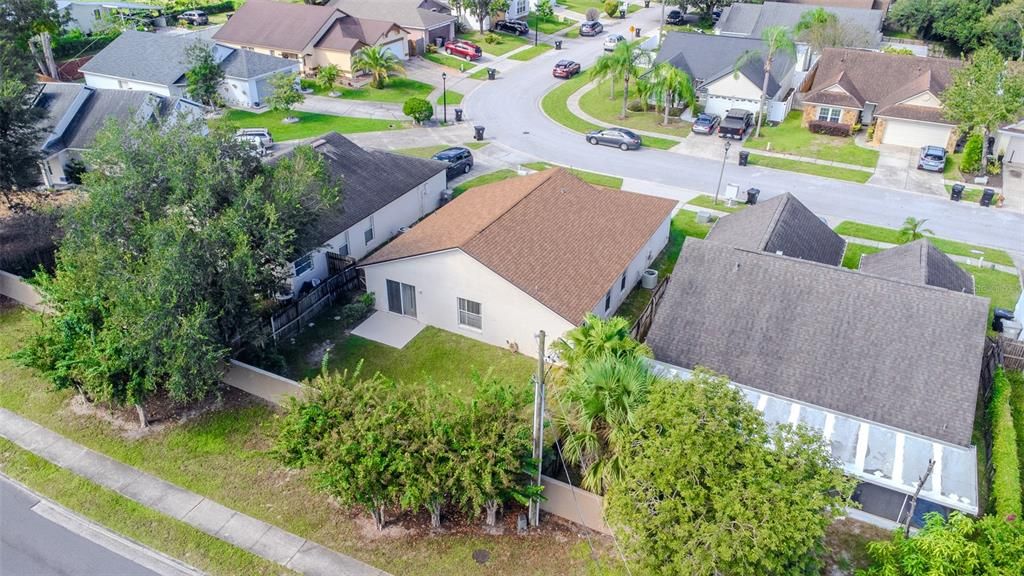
[444,40,482,61]
[552,59,581,78]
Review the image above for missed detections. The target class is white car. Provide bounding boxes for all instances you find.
[235,128,273,156]
[603,34,626,51]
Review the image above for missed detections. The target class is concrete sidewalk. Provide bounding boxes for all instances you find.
[295,95,406,121]
[0,408,390,576]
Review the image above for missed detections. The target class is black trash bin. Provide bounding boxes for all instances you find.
[980,187,995,207]
[619,7,626,18]
[634,27,641,38]
[487,68,496,80]
[644,0,650,6]
[474,125,485,141]
[554,40,562,50]
[993,308,1015,332]
[454,108,463,122]
[738,150,749,166]
[950,183,964,201]
[745,188,760,205]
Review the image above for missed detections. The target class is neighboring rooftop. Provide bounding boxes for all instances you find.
[716,1,883,48]
[213,0,339,51]
[315,17,401,52]
[859,239,975,294]
[646,239,989,447]
[653,32,795,98]
[362,169,677,323]
[705,193,846,266]
[330,0,456,30]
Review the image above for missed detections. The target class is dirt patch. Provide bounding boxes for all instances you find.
[822,517,891,575]
[305,338,335,368]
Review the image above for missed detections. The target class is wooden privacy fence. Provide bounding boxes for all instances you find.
[630,275,669,342]
[1002,338,1024,372]
[270,263,360,342]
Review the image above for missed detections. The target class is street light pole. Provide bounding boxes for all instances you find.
[714,140,730,205]
[442,72,447,124]
[659,1,666,48]
[534,11,539,47]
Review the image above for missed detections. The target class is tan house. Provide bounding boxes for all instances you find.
[801,48,962,149]
[329,0,457,55]
[212,0,408,78]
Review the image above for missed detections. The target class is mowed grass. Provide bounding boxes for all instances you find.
[840,242,883,269]
[687,194,746,213]
[335,77,434,103]
[452,168,519,196]
[469,66,495,80]
[219,110,404,141]
[559,0,640,14]
[457,30,530,56]
[393,141,488,159]
[579,80,693,139]
[424,51,475,72]
[509,43,554,61]
[744,112,879,168]
[747,153,873,183]
[0,439,291,576]
[529,12,576,34]
[944,183,985,203]
[833,221,1015,266]
[0,307,604,576]
[437,89,464,105]
[521,161,623,188]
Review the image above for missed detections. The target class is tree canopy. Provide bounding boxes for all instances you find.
[943,46,1024,138]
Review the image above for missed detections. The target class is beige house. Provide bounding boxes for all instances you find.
[213,0,408,78]
[801,48,962,149]
[329,0,457,55]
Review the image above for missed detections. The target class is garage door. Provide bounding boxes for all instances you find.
[380,39,408,61]
[881,119,952,148]
[704,96,757,121]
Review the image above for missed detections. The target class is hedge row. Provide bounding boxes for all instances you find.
[990,368,1022,518]
[166,0,240,15]
[53,32,120,60]
[808,120,852,137]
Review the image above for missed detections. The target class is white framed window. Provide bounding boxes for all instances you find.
[364,216,374,244]
[817,107,842,123]
[338,231,350,257]
[457,297,482,330]
[515,0,527,15]
[293,252,314,276]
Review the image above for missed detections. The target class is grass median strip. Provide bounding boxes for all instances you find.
[746,153,872,184]
[436,89,464,105]
[452,168,518,196]
[687,194,746,213]
[833,221,1015,266]
[219,110,404,141]
[521,161,623,188]
[509,43,553,61]
[424,52,475,71]
[0,438,291,576]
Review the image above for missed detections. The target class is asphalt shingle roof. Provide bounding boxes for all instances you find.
[213,0,339,52]
[330,0,456,30]
[653,32,795,98]
[859,239,975,294]
[716,1,883,48]
[646,239,989,446]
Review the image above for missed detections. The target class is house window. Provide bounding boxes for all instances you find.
[293,252,314,276]
[620,270,627,292]
[817,107,842,123]
[457,297,482,330]
[338,231,350,257]
[387,280,417,317]
[604,289,612,312]
[515,0,527,15]
[364,216,375,244]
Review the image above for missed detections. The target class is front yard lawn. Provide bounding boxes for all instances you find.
[521,161,623,188]
[457,30,530,56]
[529,12,576,34]
[687,194,746,213]
[219,110,405,141]
[833,221,1016,266]
[452,168,519,196]
[423,51,474,72]
[436,89,464,105]
[841,242,883,269]
[944,183,984,203]
[743,112,879,168]
[335,77,434,103]
[747,153,873,183]
[394,142,488,159]
[579,79,692,140]
[509,43,554,61]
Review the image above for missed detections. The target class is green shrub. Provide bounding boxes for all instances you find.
[53,30,120,60]
[962,133,983,174]
[402,97,433,123]
[990,368,1022,518]
[604,0,620,18]
[338,293,374,327]
[484,32,501,44]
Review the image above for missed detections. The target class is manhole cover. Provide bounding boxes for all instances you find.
[472,549,490,564]
[523,131,530,134]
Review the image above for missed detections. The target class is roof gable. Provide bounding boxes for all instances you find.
[715,1,883,48]
[859,239,975,294]
[653,32,795,97]
[330,0,457,29]
[213,0,341,52]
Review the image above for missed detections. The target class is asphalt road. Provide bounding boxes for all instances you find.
[0,476,160,576]
[461,9,1024,255]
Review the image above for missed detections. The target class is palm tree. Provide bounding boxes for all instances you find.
[733,25,797,138]
[634,77,654,112]
[651,62,696,126]
[591,40,648,119]
[552,313,651,372]
[898,217,934,242]
[352,45,405,89]
[589,49,619,100]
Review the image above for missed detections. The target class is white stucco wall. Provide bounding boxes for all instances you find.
[83,72,173,96]
[589,213,671,319]
[362,249,576,358]
[997,132,1024,165]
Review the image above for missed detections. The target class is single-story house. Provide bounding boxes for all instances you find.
[57,1,162,34]
[801,48,963,149]
[775,0,890,14]
[644,197,989,526]
[33,82,203,188]
[281,132,448,294]
[213,0,409,78]
[996,118,1024,167]
[330,0,457,56]
[715,1,883,71]
[360,169,677,358]
[80,30,299,109]
[653,32,797,122]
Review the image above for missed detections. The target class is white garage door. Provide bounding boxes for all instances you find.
[703,96,758,121]
[881,119,952,149]
[380,39,408,61]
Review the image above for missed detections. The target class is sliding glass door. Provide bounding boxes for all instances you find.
[386,279,417,318]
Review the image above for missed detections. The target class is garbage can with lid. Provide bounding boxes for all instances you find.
[454,108,463,122]
[950,183,964,201]
[619,7,626,18]
[745,188,760,205]
[474,125,485,141]
[487,68,496,80]
[554,40,562,50]
[635,27,641,38]
[738,150,749,166]
[980,187,995,207]
[993,308,1016,332]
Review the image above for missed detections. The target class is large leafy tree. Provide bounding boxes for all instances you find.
[889,0,990,54]
[943,46,1024,151]
[267,72,305,116]
[184,41,224,107]
[795,7,871,55]
[734,25,796,138]
[468,0,508,34]
[650,62,696,125]
[18,119,339,427]
[986,0,1024,60]
[606,369,855,576]
[352,45,405,89]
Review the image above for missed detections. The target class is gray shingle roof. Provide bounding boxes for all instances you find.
[653,32,795,98]
[859,239,975,294]
[331,0,457,30]
[706,193,846,266]
[716,1,883,48]
[213,0,339,52]
[646,239,989,446]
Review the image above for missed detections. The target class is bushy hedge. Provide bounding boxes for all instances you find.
[962,133,984,174]
[53,31,120,60]
[990,367,1022,518]
[167,0,239,15]
[808,120,852,137]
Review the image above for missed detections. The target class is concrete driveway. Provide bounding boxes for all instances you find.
[868,145,944,196]
[671,131,735,160]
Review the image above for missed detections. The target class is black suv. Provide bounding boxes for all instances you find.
[665,9,685,25]
[432,147,474,177]
[493,20,529,35]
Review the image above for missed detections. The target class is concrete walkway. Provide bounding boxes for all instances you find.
[0,408,391,576]
[351,311,424,349]
[295,95,406,121]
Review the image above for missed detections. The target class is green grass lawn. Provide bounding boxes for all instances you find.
[832,221,1016,266]
[743,112,879,168]
[335,77,434,103]
[457,30,530,56]
[0,307,605,576]
[840,242,883,269]
[219,110,404,141]
[452,168,519,196]
[436,89,464,105]
[944,183,985,203]
[509,43,554,61]
[423,51,475,72]
[521,161,623,188]
[559,0,640,14]
[747,153,873,183]
[0,439,291,576]
[564,28,581,39]
[529,12,577,34]
[469,66,494,80]
[393,142,488,159]
[944,152,962,178]
[966,264,1022,311]
[579,79,692,140]
[687,194,746,213]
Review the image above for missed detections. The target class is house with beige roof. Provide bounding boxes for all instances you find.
[800,48,963,149]
[359,169,676,358]
[212,0,409,79]
[329,0,457,55]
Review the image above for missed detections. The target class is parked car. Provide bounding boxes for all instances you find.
[586,128,642,150]
[603,34,626,51]
[665,9,685,25]
[718,108,753,139]
[179,10,208,25]
[493,20,529,35]
[552,59,581,78]
[235,128,273,156]
[917,145,947,172]
[432,146,474,177]
[580,20,604,36]
[712,8,723,22]
[692,113,721,135]
[444,40,482,61]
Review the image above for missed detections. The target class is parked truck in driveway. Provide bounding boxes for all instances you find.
[718,109,753,140]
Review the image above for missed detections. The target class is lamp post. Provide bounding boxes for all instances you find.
[441,71,447,124]
[534,10,539,47]
[714,140,731,205]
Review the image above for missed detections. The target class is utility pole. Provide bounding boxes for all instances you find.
[529,330,546,527]
[713,140,730,205]
[903,458,935,537]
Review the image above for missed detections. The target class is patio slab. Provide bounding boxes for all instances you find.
[350,311,425,349]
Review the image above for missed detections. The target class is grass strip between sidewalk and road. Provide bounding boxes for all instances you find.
[452,168,519,196]
[687,194,746,213]
[521,161,623,188]
[219,110,405,141]
[424,52,475,72]
[509,44,554,61]
[833,221,1016,266]
[746,153,872,184]
[393,142,488,159]
[0,438,291,576]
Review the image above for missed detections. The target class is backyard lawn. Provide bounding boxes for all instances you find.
[747,153,873,184]
[743,112,880,168]
[521,161,623,188]
[452,168,519,196]
[457,30,529,56]
[579,80,693,140]
[509,43,554,61]
[219,110,404,141]
[833,221,1016,266]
